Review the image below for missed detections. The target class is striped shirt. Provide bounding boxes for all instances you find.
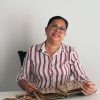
[17,42,89,89]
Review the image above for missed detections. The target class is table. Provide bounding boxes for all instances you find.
[0,90,100,100]
[0,91,25,100]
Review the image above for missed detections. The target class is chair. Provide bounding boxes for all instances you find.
[18,51,27,66]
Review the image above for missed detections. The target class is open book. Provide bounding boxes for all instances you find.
[34,80,82,100]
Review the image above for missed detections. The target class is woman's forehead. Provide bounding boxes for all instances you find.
[49,19,66,26]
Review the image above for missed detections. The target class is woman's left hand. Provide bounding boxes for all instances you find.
[81,81,97,95]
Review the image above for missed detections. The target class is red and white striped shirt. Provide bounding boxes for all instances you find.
[17,42,89,89]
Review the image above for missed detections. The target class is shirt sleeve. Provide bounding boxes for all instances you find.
[16,46,34,83]
[70,47,90,83]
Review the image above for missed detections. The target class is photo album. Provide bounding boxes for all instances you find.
[34,80,82,100]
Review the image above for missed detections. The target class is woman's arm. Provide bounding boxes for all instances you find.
[70,47,97,95]
[18,79,36,94]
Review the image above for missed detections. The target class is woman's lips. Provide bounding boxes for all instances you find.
[52,32,60,37]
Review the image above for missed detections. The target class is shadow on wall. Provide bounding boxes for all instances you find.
[0,16,34,91]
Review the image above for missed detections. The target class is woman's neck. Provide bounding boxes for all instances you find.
[45,41,61,57]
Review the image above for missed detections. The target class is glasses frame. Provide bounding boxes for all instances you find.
[49,24,66,34]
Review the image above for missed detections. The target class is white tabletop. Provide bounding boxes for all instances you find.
[0,91,26,100]
[0,90,100,100]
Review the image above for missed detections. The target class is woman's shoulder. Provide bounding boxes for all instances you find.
[62,43,76,51]
[28,42,44,51]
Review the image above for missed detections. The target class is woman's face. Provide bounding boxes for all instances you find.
[45,19,67,44]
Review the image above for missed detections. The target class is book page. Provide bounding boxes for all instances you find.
[37,88,61,94]
[57,80,82,95]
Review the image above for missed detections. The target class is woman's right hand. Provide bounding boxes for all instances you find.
[24,82,37,94]
[18,80,37,94]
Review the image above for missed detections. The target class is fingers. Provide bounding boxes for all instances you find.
[28,83,37,90]
[81,81,97,95]
[81,85,93,95]
[25,83,37,94]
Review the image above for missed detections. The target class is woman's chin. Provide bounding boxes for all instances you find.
[50,39,61,44]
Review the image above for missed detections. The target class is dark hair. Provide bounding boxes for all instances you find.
[47,16,68,29]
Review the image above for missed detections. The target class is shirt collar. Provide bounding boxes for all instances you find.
[36,41,65,53]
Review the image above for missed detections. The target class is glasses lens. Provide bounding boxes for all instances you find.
[50,24,66,33]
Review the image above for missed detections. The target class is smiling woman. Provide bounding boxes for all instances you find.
[16,16,97,96]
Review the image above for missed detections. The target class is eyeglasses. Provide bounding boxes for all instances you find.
[49,24,66,33]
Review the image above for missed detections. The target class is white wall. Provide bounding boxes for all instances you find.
[0,0,100,91]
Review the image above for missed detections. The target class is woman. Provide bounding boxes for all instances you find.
[17,16,97,95]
